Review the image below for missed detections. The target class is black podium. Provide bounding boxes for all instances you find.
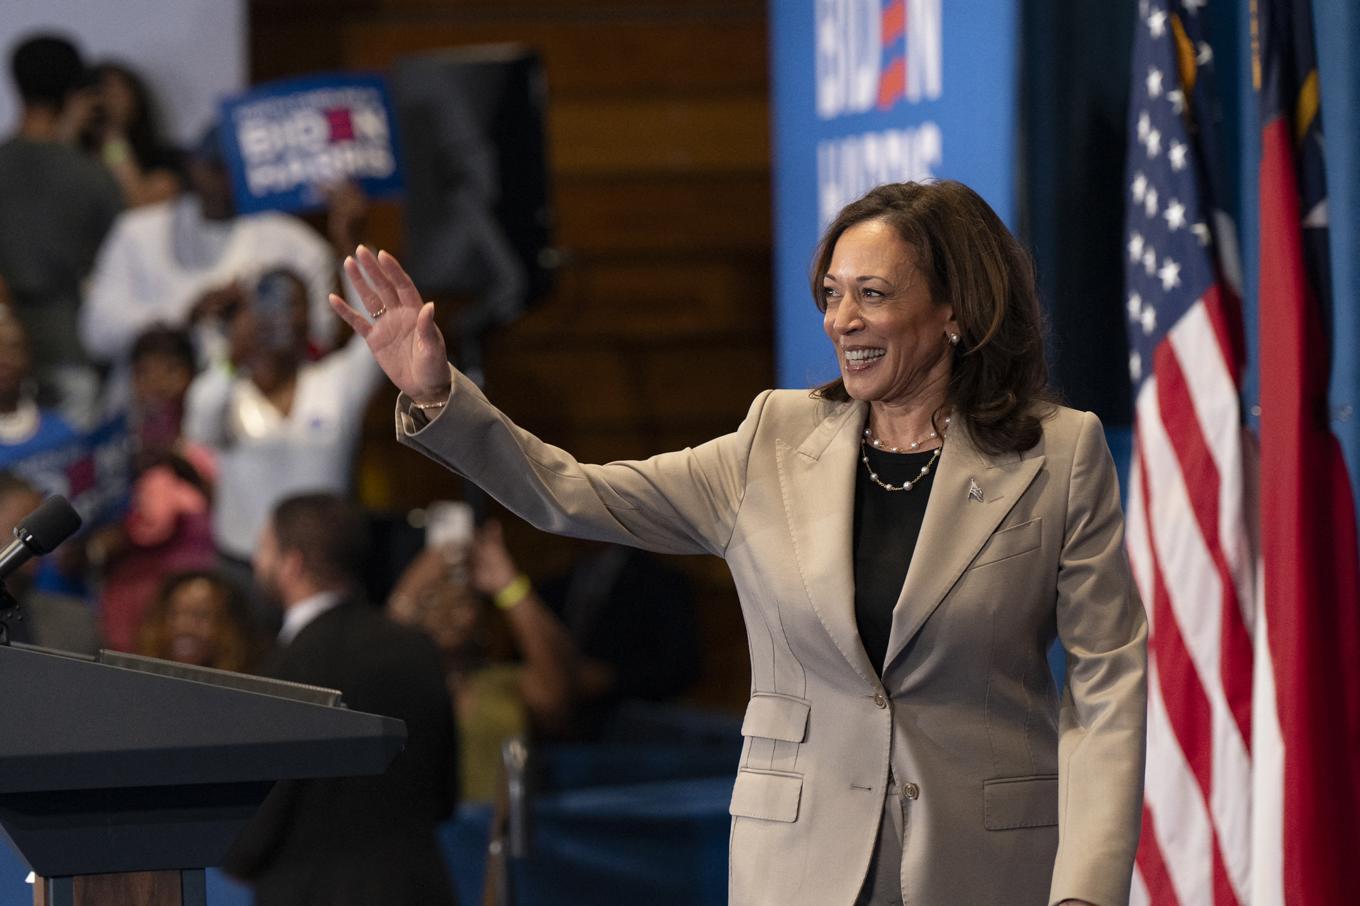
[0,643,406,906]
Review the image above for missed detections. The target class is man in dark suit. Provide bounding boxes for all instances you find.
[224,492,459,905]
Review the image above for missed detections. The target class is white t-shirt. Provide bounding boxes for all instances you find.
[184,336,382,560]
[81,195,338,366]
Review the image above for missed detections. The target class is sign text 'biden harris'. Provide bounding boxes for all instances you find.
[219,73,405,215]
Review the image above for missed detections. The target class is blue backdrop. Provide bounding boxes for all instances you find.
[770,0,1019,389]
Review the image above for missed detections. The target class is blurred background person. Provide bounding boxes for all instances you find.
[0,311,82,491]
[183,267,380,583]
[225,492,458,906]
[136,570,258,671]
[0,309,120,602]
[80,60,183,207]
[79,326,216,651]
[539,545,701,739]
[0,472,97,653]
[0,32,122,426]
[80,124,365,391]
[388,519,578,803]
[124,325,208,467]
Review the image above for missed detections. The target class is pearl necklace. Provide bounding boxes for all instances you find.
[860,440,942,492]
[862,414,951,453]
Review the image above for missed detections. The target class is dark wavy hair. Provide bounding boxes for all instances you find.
[811,180,1053,456]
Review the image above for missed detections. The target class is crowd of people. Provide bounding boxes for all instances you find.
[0,31,702,903]
[0,31,376,643]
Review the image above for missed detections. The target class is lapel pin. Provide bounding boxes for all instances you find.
[968,478,984,502]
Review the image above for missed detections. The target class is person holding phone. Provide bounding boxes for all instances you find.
[184,268,382,576]
[388,513,580,802]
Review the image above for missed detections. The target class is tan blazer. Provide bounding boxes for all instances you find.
[397,371,1147,906]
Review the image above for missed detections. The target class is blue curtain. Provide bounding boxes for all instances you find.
[1313,0,1360,509]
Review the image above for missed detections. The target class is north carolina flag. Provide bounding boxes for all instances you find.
[1253,0,1360,902]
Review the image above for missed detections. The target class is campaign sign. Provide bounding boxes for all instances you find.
[0,413,132,527]
[219,73,405,214]
[770,0,1019,388]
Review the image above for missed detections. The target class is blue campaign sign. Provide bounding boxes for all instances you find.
[770,0,1019,388]
[218,72,405,215]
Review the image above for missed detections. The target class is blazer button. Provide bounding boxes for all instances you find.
[901,782,920,800]
[873,692,888,709]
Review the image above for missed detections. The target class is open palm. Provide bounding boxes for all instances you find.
[329,246,451,400]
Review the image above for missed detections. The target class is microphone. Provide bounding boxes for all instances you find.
[0,495,82,581]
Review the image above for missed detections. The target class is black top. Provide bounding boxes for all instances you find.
[853,445,938,676]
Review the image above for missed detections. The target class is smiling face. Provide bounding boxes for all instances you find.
[820,219,957,407]
[164,577,228,667]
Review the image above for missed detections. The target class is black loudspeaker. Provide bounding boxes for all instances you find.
[389,46,556,332]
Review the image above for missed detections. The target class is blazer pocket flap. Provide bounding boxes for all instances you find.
[741,693,810,743]
[970,517,1042,569]
[983,774,1059,829]
[729,769,803,823]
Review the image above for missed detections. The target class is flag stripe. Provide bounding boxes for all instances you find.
[1250,576,1285,906]
[1165,297,1254,634]
[1137,374,1253,802]
[1156,327,1253,749]
[1132,422,1243,906]
[1199,283,1245,387]
[1136,797,1182,905]
[1142,638,1217,902]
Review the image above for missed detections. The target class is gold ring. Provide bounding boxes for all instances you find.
[370,305,387,320]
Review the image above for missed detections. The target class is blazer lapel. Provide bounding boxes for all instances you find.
[775,399,878,684]
[881,422,1046,673]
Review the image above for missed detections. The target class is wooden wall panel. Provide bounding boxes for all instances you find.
[550,97,769,175]
[339,19,769,98]
[553,176,772,255]
[512,255,775,338]
[252,0,771,710]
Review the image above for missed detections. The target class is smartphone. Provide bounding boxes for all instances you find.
[252,270,298,352]
[425,501,475,549]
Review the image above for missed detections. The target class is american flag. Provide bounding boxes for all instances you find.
[1122,2,1256,903]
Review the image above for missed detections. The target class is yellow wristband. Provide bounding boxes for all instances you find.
[493,574,532,611]
[102,138,131,167]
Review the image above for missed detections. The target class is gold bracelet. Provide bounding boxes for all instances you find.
[411,384,453,410]
[493,574,532,610]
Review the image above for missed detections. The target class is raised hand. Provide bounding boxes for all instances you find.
[328,246,452,403]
